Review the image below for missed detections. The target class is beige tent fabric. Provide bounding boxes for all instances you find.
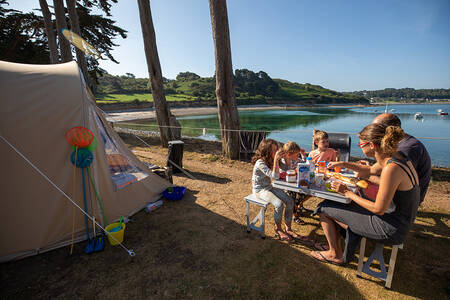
[0,61,170,262]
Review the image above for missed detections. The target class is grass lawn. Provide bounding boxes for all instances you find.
[2,134,449,299]
[96,93,197,103]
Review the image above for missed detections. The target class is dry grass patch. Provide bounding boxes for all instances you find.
[1,134,449,299]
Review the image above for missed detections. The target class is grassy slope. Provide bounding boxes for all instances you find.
[96,77,365,104]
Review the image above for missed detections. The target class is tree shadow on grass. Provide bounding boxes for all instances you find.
[174,170,232,184]
[1,189,363,299]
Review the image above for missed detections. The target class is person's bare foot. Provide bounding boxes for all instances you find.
[285,228,301,239]
[310,250,343,265]
[274,228,292,242]
[314,242,330,251]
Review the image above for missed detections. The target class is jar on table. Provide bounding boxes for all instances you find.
[315,173,325,187]
[286,170,296,183]
[318,161,326,173]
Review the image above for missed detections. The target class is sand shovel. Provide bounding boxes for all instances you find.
[109,216,124,233]
[82,168,95,254]
[92,216,104,252]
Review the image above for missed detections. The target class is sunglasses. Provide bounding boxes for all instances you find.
[358,141,370,148]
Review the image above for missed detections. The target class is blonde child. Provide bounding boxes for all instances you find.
[309,130,340,163]
[279,141,310,225]
[251,139,304,242]
[280,141,306,171]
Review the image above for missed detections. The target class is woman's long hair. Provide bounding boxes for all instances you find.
[252,139,280,169]
[358,124,405,156]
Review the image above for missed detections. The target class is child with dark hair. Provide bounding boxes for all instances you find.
[251,139,304,242]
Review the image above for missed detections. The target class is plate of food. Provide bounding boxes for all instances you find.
[327,172,368,189]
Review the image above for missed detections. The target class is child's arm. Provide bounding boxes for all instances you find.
[256,160,280,180]
[299,148,307,160]
[335,149,340,161]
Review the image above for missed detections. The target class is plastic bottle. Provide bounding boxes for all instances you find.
[145,199,163,213]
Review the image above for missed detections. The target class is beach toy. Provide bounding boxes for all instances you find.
[105,221,126,246]
[109,216,123,233]
[65,126,94,148]
[70,148,93,168]
[162,186,187,201]
[72,136,97,152]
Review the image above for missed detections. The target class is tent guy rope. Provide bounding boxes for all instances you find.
[0,135,135,257]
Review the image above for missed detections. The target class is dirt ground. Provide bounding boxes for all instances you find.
[1,134,449,299]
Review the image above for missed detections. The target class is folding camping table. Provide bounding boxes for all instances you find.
[272,180,351,204]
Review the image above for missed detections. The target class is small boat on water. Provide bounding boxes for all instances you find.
[437,109,443,113]
[390,108,396,112]
[439,111,448,115]
[414,112,423,120]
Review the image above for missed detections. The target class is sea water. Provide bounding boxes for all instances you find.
[117,103,450,166]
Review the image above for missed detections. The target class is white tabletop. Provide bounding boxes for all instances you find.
[272,180,352,204]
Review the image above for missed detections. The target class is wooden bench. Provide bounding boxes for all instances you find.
[244,194,269,239]
[356,237,404,289]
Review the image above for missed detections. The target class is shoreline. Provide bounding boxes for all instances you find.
[105,104,370,122]
[104,102,449,123]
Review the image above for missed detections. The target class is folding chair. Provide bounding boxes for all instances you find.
[312,130,351,162]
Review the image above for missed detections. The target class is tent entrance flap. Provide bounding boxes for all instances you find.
[93,108,149,191]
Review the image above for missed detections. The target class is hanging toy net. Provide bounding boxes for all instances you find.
[70,148,94,168]
[65,126,94,148]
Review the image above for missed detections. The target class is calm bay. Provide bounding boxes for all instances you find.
[119,103,450,167]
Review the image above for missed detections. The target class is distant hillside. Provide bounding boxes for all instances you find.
[94,69,368,105]
[350,88,450,102]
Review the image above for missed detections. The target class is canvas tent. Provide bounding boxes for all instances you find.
[0,61,170,262]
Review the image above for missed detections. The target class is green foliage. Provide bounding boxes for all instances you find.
[176,71,201,81]
[0,1,127,86]
[95,73,150,94]
[95,68,369,104]
[350,88,450,101]
[0,1,49,64]
[234,69,279,97]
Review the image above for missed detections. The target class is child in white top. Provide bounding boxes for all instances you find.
[251,139,303,242]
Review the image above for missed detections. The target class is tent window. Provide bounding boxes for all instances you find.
[93,110,148,190]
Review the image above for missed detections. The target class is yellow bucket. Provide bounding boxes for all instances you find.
[105,222,126,246]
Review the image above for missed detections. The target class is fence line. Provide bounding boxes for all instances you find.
[114,122,450,141]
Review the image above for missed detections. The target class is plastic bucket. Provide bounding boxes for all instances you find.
[105,222,126,246]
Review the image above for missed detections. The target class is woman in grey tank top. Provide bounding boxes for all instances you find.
[311,124,420,265]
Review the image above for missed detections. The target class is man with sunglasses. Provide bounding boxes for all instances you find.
[329,113,431,204]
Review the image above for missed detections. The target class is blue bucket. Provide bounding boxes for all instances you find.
[162,186,187,200]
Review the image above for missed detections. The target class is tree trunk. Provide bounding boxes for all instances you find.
[137,0,174,147]
[209,0,241,159]
[53,0,73,62]
[39,0,59,63]
[66,0,89,83]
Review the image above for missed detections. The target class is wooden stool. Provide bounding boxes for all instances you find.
[356,237,403,289]
[244,194,269,239]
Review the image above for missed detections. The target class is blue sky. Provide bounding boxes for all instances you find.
[12,0,450,91]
